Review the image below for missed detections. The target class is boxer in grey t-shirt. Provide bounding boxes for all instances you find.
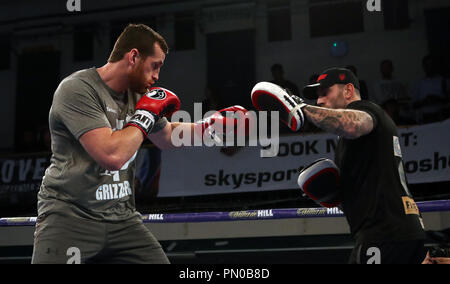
[32,24,176,264]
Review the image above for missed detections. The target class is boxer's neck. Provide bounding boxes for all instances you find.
[97,61,129,93]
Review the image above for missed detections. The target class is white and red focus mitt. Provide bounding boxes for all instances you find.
[251,82,307,132]
[297,158,342,208]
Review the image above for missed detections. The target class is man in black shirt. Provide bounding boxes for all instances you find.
[300,68,426,264]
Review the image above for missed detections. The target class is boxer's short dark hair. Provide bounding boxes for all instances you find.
[108,24,168,63]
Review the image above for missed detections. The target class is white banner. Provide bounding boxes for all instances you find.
[400,120,450,184]
[158,119,450,197]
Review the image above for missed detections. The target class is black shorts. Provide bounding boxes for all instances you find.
[348,239,426,264]
[31,213,170,264]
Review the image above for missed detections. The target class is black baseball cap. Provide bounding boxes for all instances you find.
[303,67,360,100]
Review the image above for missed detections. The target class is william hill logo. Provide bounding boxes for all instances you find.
[147,214,164,221]
[229,211,257,219]
[257,210,273,218]
[229,210,273,219]
[327,208,344,215]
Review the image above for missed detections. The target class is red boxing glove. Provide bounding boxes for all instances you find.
[126,87,181,137]
[196,105,252,143]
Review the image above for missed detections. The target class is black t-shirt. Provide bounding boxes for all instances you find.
[335,100,425,243]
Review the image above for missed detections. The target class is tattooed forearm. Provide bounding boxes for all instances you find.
[303,105,374,139]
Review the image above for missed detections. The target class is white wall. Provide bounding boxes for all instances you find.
[256,0,429,97]
[0,0,448,150]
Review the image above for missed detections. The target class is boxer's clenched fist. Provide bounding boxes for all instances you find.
[196,105,251,143]
[126,87,181,137]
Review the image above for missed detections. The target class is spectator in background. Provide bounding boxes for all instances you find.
[413,55,450,124]
[372,60,414,125]
[270,63,300,97]
[345,65,369,100]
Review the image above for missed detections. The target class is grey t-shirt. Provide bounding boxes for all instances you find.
[38,68,167,222]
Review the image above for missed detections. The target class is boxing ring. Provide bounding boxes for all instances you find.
[1,200,449,263]
[1,200,449,226]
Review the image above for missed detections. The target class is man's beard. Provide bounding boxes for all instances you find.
[328,90,346,109]
[336,90,347,109]
[128,64,148,94]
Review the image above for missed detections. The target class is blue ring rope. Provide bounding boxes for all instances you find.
[1,200,449,227]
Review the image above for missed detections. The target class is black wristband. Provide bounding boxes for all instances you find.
[126,109,157,136]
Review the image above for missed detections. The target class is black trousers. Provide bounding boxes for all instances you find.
[348,239,426,264]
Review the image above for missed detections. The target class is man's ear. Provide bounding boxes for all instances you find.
[128,48,140,66]
[345,83,355,99]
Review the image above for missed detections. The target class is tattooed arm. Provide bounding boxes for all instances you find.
[303,105,374,139]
